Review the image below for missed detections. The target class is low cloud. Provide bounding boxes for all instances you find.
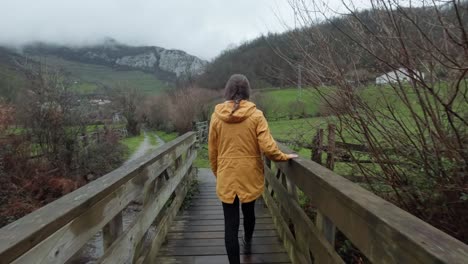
[0,0,297,59]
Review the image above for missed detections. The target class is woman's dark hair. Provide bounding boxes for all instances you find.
[224,74,251,115]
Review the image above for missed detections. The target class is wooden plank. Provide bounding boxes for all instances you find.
[175,213,272,221]
[0,132,196,263]
[156,253,291,264]
[172,218,273,226]
[276,144,468,264]
[169,224,276,232]
[98,152,196,264]
[181,209,269,216]
[166,230,279,239]
[158,244,286,256]
[163,237,281,247]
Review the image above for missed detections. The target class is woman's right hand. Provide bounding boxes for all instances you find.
[286,154,299,159]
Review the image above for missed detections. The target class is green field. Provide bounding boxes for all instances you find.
[155,131,179,142]
[263,83,467,178]
[33,56,173,94]
[121,133,145,159]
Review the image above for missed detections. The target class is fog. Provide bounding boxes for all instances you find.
[0,0,301,59]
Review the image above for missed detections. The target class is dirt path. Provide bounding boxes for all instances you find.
[124,132,151,165]
[125,132,166,164]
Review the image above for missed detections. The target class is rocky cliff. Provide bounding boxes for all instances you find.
[20,39,207,81]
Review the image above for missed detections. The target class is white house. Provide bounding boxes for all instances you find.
[376,68,424,84]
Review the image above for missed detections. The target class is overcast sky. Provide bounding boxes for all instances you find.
[0,0,302,60]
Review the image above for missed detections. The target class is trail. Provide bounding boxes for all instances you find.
[124,132,151,165]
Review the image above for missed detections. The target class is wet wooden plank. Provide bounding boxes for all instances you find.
[174,213,272,221]
[170,224,276,232]
[166,230,279,239]
[156,253,291,264]
[172,218,273,226]
[164,237,282,247]
[159,244,286,256]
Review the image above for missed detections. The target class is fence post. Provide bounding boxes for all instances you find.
[326,124,336,171]
[311,128,324,164]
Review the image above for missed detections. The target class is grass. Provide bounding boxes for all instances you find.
[194,143,210,168]
[34,56,173,94]
[257,87,335,118]
[121,133,145,159]
[155,131,179,143]
[148,132,160,146]
[268,117,326,142]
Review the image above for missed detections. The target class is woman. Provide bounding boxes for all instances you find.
[208,74,297,264]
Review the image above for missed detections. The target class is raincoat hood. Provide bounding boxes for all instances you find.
[214,100,257,123]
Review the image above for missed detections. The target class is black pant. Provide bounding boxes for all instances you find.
[222,196,256,264]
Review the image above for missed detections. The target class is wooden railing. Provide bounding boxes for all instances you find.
[263,144,468,264]
[0,132,197,264]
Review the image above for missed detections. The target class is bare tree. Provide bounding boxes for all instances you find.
[16,66,87,173]
[112,85,143,136]
[169,87,219,133]
[283,0,468,242]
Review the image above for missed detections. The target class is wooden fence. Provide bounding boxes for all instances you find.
[278,123,384,172]
[0,132,197,264]
[262,143,468,263]
[193,121,208,144]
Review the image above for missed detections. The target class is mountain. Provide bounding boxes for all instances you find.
[0,40,208,99]
[21,39,208,81]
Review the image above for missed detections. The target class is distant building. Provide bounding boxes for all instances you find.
[112,112,123,123]
[376,68,424,84]
[90,99,111,106]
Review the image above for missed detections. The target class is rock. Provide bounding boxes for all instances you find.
[19,40,208,81]
[116,52,158,68]
[159,50,207,77]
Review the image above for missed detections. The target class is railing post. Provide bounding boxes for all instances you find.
[103,212,123,251]
[315,124,337,247]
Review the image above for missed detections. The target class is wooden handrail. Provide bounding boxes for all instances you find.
[263,143,468,264]
[0,132,197,264]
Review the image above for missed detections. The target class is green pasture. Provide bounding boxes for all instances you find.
[34,56,173,94]
[155,131,179,142]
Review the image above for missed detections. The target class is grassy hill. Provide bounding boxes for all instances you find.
[32,56,173,94]
[0,47,176,101]
[0,50,29,101]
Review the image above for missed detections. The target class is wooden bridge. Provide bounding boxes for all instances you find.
[0,132,467,264]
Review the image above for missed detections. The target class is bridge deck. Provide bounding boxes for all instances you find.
[156,169,291,264]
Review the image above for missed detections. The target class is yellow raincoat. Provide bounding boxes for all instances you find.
[208,100,289,203]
